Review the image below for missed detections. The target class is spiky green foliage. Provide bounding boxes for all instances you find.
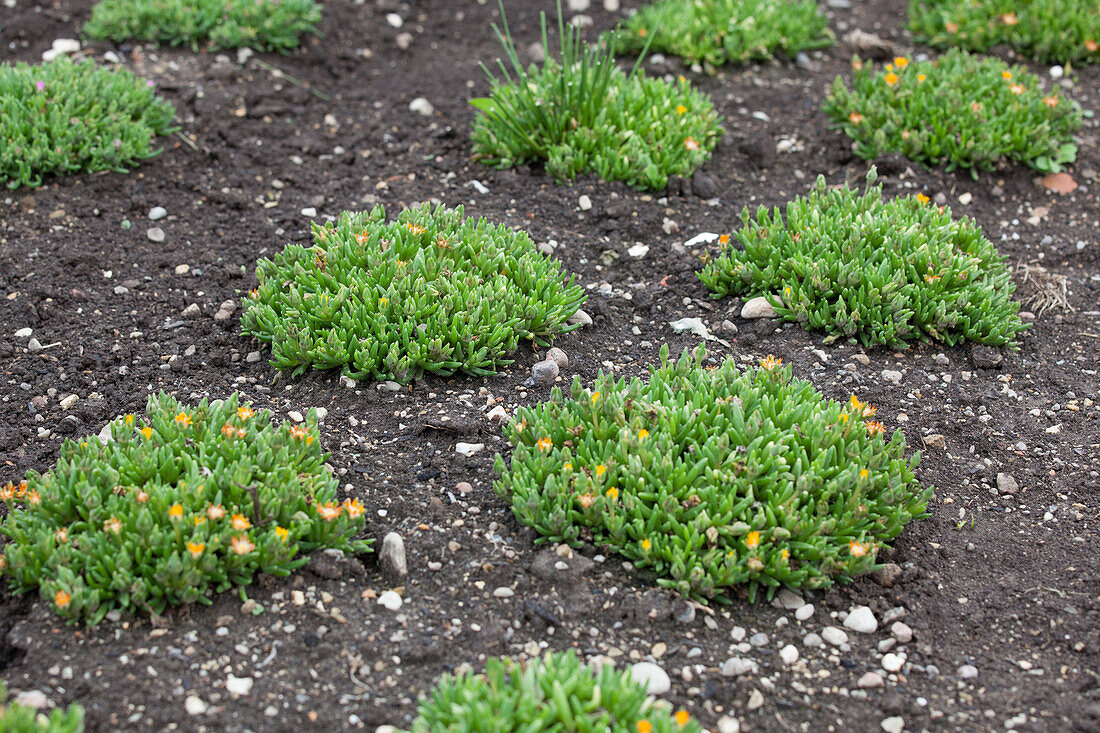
[0,58,175,189]
[0,683,83,733]
[909,0,1100,65]
[823,50,1082,176]
[607,0,833,66]
[698,170,1027,347]
[470,2,722,190]
[495,345,931,602]
[84,0,321,52]
[0,393,369,626]
[408,650,702,732]
[241,204,586,383]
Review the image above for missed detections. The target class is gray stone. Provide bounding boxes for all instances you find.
[546,347,569,369]
[882,370,903,384]
[379,532,407,579]
[149,206,167,221]
[997,473,1019,495]
[891,622,913,644]
[872,562,903,587]
[147,227,165,243]
[182,303,201,319]
[531,359,559,384]
[721,657,758,677]
[821,626,849,646]
[568,309,593,327]
[958,664,978,679]
[740,296,776,319]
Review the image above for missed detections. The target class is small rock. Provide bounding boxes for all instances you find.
[455,442,484,457]
[51,38,81,55]
[882,652,904,672]
[149,206,167,221]
[843,29,894,59]
[526,41,545,64]
[386,13,403,27]
[15,327,32,338]
[882,370,903,384]
[692,171,719,199]
[531,359,559,384]
[822,626,849,646]
[578,195,593,211]
[487,406,508,423]
[226,675,253,696]
[844,605,878,634]
[922,434,946,449]
[958,192,972,205]
[881,716,905,733]
[184,695,207,716]
[803,633,822,648]
[379,532,407,579]
[301,207,317,217]
[13,690,49,710]
[455,481,473,494]
[872,563,903,588]
[1041,172,1077,194]
[245,351,261,363]
[492,586,514,598]
[59,394,78,410]
[378,590,403,611]
[288,411,304,423]
[716,716,741,733]
[795,604,814,621]
[627,243,649,258]
[859,671,884,688]
[891,622,913,644]
[546,347,569,369]
[958,664,978,679]
[749,632,769,647]
[970,345,1003,369]
[568,309,593,327]
[747,689,764,711]
[740,296,776,319]
[409,97,434,117]
[182,303,201,319]
[27,338,43,353]
[174,264,190,275]
[721,657,758,677]
[147,227,165,243]
[395,32,413,50]
[996,473,1019,495]
[630,662,670,695]
[774,588,804,609]
[567,0,590,10]
[779,645,799,665]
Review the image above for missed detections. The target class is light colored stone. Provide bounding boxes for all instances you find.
[629,662,670,695]
[567,0,590,11]
[380,532,407,579]
[531,359,559,384]
[149,206,167,221]
[492,586,514,598]
[13,690,49,710]
[740,296,776,319]
[779,645,799,665]
[184,695,207,716]
[378,590,402,611]
[821,626,849,646]
[721,657,758,677]
[182,303,201,319]
[174,264,190,275]
[844,605,878,634]
[15,327,32,338]
[891,622,913,644]
[958,664,978,679]
[881,716,905,733]
[795,604,814,621]
[578,195,593,211]
[455,442,484,457]
[858,671,884,688]
[996,473,1019,495]
[546,347,569,369]
[52,38,81,54]
[288,410,304,423]
[59,394,78,410]
[226,674,253,696]
[882,370,903,384]
[627,243,649,258]
[409,97,434,117]
[747,689,764,711]
[882,652,905,672]
[568,309,593,326]
[603,0,621,10]
[147,227,165,243]
[775,588,803,609]
[301,207,317,217]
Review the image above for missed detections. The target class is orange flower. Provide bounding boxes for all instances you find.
[849,540,868,557]
[684,137,700,151]
[27,489,41,505]
[745,531,760,548]
[343,497,365,518]
[591,391,600,404]
[536,437,553,451]
[945,21,959,33]
[135,489,149,503]
[1002,12,1017,25]
[578,493,596,509]
[781,548,790,561]
[1087,40,1099,53]
[675,710,690,726]
[970,101,983,113]
[435,235,450,249]
[230,535,255,555]
[55,590,71,608]
[747,556,764,571]
[860,468,870,479]
[1002,70,1013,80]
[849,395,876,418]
[405,222,426,235]
[893,56,909,68]
[760,355,782,370]
[916,74,926,82]
[849,111,864,124]
[866,420,885,436]
[640,538,652,551]
[289,425,309,441]
[54,527,69,543]
[851,58,863,71]
[175,412,192,427]
[916,193,930,204]
[238,406,254,420]
[884,72,899,86]
[0,483,13,502]
[236,428,247,439]
[193,515,206,526]
[638,27,648,38]
[188,541,205,559]
[900,130,911,140]
[676,104,687,115]
[595,464,607,477]
[231,513,252,530]
[718,233,730,244]
[1010,83,1025,95]
[314,502,342,522]
[838,412,849,423]
[207,503,225,520]
[221,423,235,438]
[141,426,153,439]
[638,722,652,733]
[1043,96,1059,108]
[104,517,122,534]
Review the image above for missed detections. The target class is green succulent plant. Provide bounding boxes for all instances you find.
[496,344,932,603]
[823,49,1082,176]
[0,392,369,626]
[470,1,722,190]
[0,58,176,189]
[607,0,833,67]
[408,650,702,732]
[84,0,321,52]
[241,204,586,383]
[697,169,1028,347]
[0,683,83,733]
[909,0,1100,65]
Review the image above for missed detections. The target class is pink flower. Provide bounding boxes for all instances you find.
[35,81,45,91]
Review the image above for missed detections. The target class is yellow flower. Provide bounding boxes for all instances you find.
[638,429,649,439]
[676,104,687,115]
[536,437,553,451]
[379,297,388,306]
[606,487,618,500]
[193,515,206,526]
[849,540,868,557]
[595,464,607,477]
[207,503,225,520]
[917,74,926,82]
[719,234,730,244]
[231,513,252,530]
[405,222,426,235]
[343,497,365,518]
[238,406,254,420]
[884,73,899,86]
[745,531,760,548]
[641,539,652,551]
[839,413,849,423]
[175,412,192,427]
[1002,12,1017,25]
[124,414,134,425]
[141,426,152,439]
[760,355,782,370]
[563,462,572,471]
[674,710,690,726]
[860,469,869,479]
[274,526,289,542]
[849,111,864,124]
[591,391,600,404]
[1002,70,1012,80]
[916,193,930,204]
[188,541,205,559]
[684,137,700,151]
[893,56,908,68]
[230,535,255,555]
[169,504,183,520]
[638,722,652,733]
[849,395,875,418]
[55,590,71,608]
[781,548,790,560]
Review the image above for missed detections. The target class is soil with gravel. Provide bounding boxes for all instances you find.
[1,1,1098,731]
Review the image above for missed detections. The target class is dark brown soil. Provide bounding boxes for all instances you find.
[1,1,1098,731]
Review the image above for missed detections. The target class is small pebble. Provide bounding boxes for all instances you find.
[531,359,559,384]
[377,590,402,611]
[147,227,165,243]
[578,195,593,211]
[629,662,670,695]
[409,97,434,117]
[149,206,167,221]
[844,605,878,634]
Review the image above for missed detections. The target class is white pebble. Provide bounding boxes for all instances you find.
[225,675,253,696]
[880,716,905,733]
[409,97,434,117]
[149,206,167,221]
[779,645,799,665]
[740,296,776,319]
[455,442,485,456]
[301,207,317,217]
[721,657,758,677]
[844,605,878,634]
[146,227,165,243]
[15,328,32,338]
[882,652,905,672]
[378,590,403,611]
[386,13,403,27]
[821,626,849,646]
[184,695,207,716]
[492,586,514,598]
[578,194,593,211]
[795,604,814,621]
[629,662,670,695]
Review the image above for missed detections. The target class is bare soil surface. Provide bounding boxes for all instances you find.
[1,1,1098,731]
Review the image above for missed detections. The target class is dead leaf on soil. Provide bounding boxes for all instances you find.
[1016,262,1073,317]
